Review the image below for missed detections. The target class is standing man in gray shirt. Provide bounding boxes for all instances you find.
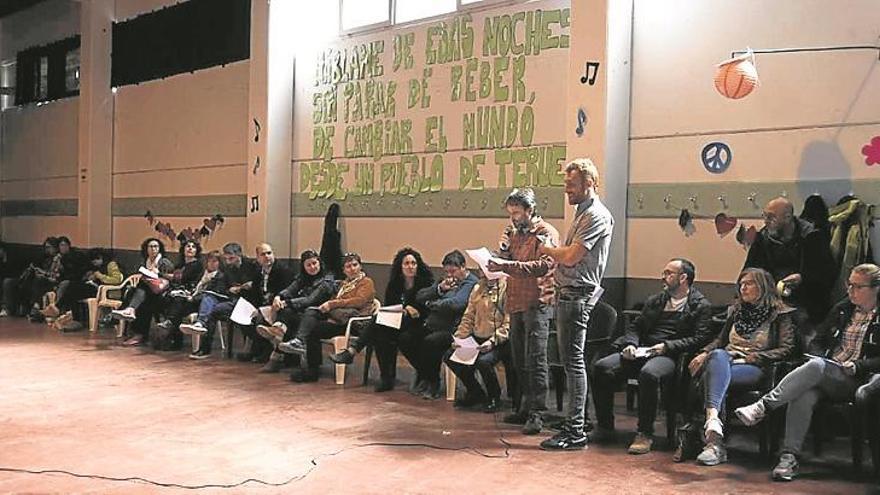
[538,158,614,450]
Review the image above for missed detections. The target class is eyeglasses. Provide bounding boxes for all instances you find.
[661,270,681,277]
[147,243,161,248]
[761,212,790,223]
[847,282,874,290]
[739,280,758,288]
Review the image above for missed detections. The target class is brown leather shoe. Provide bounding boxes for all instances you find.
[628,433,653,455]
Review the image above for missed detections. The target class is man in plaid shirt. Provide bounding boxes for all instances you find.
[488,188,559,435]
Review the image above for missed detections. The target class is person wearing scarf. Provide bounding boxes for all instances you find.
[687,267,796,466]
[111,237,175,346]
[257,250,336,373]
[735,264,880,482]
[279,252,375,383]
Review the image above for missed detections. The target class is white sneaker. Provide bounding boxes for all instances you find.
[0,308,9,317]
[110,308,136,322]
[735,400,767,426]
[180,321,207,335]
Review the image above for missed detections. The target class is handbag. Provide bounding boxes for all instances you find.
[144,276,170,295]
[673,422,703,462]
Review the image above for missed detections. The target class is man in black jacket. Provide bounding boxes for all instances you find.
[744,197,836,323]
[238,243,294,362]
[592,258,713,454]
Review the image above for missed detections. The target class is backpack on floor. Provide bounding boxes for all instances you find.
[673,422,702,462]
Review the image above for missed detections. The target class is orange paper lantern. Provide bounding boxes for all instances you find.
[714,53,759,99]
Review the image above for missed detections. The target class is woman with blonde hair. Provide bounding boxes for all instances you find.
[687,267,796,466]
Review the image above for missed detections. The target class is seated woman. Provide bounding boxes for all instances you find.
[278,252,375,383]
[41,236,87,319]
[110,238,175,346]
[180,251,230,360]
[330,247,434,392]
[444,274,509,412]
[154,240,204,349]
[53,248,123,331]
[21,237,61,321]
[687,267,795,466]
[735,263,880,482]
[256,249,335,373]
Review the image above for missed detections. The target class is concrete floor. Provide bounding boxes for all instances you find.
[0,319,877,494]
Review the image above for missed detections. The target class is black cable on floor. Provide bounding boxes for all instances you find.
[0,427,513,489]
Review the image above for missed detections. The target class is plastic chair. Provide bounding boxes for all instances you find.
[183,312,230,356]
[323,299,380,385]
[86,274,141,337]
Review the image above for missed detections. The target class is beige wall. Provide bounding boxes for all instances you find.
[111,61,249,249]
[0,0,80,244]
[627,0,880,284]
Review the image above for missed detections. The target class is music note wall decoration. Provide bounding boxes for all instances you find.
[580,61,601,85]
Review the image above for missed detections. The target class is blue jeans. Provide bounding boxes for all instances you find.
[556,293,593,432]
[510,304,552,415]
[195,294,222,325]
[703,349,764,410]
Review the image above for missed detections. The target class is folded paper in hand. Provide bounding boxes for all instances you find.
[465,248,507,281]
[633,347,654,359]
[230,297,258,325]
[449,336,480,365]
[376,304,404,329]
[138,266,159,279]
[259,305,275,325]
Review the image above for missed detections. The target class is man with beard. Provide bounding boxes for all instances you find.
[488,188,559,435]
[743,196,835,324]
[591,258,713,454]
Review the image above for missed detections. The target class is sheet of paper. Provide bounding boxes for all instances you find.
[376,310,403,329]
[259,305,275,325]
[380,304,404,312]
[633,347,654,359]
[230,297,258,325]
[138,266,159,279]
[465,247,507,280]
[449,336,480,365]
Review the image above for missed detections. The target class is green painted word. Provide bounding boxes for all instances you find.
[482,9,570,57]
[380,154,444,196]
[352,162,375,196]
[314,41,385,86]
[425,116,448,153]
[301,161,349,200]
[392,32,415,72]
[463,104,535,150]
[343,119,413,160]
[450,55,526,103]
[312,88,337,125]
[342,80,397,123]
[460,154,486,191]
[408,68,433,109]
[313,126,334,160]
[495,145,566,188]
[425,14,474,65]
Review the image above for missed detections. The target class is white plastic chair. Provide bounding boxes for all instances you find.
[86,274,142,337]
[324,299,380,385]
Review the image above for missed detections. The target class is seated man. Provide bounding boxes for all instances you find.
[593,258,713,454]
[401,250,478,399]
[237,243,294,362]
[183,242,259,360]
[444,274,509,413]
[735,263,880,482]
[744,196,835,324]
